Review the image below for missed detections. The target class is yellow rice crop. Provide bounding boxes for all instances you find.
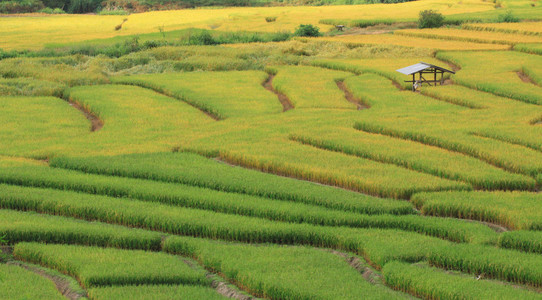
[315,34,510,51]
[395,28,542,45]
[462,21,542,35]
[0,0,493,50]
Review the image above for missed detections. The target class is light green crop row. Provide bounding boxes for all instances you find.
[13,242,209,288]
[428,243,542,288]
[383,261,542,299]
[0,209,162,250]
[88,284,226,300]
[49,152,413,215]
[412,191,542,230]
[0,184,497,244]
[498,231,542,255]
[164,236,406,299]
[0,263,65,300]
[290,131,533,190]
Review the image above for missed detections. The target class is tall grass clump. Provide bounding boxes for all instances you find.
[418,10,444,28]
[498,231,542,255]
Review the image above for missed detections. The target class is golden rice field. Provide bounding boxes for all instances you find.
[1,0,542,299]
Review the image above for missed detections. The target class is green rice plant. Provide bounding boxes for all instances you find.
[112,71,282,119]
[0,96,90,159]
[13,243,209,288]
[49,152,413,215]
[498,231,542,255]
[412,191,542,230]
[290,130,534,190]
[268,65,356,109]
[436,50,542,106]
[514,43,542,55]
[164,236,407,299]
[428,243,542,288]
[0,184,497,244]
[395,28,542,45]
[88,284,226,299]
[0,209,161,250]
[383,261,542,299]
[0,263,64,299]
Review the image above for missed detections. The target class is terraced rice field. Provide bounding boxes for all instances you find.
[0,0,541,298]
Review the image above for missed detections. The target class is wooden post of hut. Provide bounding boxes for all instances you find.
[396,62,455,92]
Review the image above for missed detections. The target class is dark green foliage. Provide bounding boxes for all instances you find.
[0,0,44,13]
[497,10,520,23]
[294,24,321,37]
[418,10,444,29]
[67,0,102,13]
[0,234,7,245]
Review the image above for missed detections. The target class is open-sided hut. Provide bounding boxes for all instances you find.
[396,62,455,91]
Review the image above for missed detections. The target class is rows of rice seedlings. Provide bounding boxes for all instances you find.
[164,236,408,299]
[112,71,282,119]
[268,65,356,109]
[395,28,542,45]
[0,78,65,97]
[0,184,498,244]
[0,161,413,216]
[290,128,534,190]
[315,34,510,51]
[218,134,471,199]
[0,96,89,158]
[0,209,162,250]
[0,56,107,86]
[498,231,542,255]
[515,43,542,55]
[88,284,227,300]
[462,22,542,36]
[412,191,542,230]
[382,261,542,299]
[428,243,542,288]
[49,152,414,215]
[0,263,65,299]
[13,243,209,288]
[340,73,542,178]
[436,50,542,106]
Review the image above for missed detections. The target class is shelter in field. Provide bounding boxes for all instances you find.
[396,62,455,91]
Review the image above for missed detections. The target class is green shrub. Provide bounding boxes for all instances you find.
[497,11,520,23]
[188,31,217,45]
[0,233,7,245]
[294,24,321,37]
[68,0,102,13]
[265,16,277,22]
[98,8,129,15]
[418,10,444,29]
[0,0,44,13]
[38,6,65,13]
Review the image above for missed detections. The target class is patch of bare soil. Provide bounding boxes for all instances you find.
[1,246,13,255]
[69,102,103,132]
[517,71,538,86]
[328,250,382,285]
[183,259,255,300]
[7,261,87,300]
[336,80,370,110]
[262,74,294,112]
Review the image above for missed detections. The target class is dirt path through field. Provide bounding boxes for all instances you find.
[517,71,539,86]
[329,250,382,284]
[182,259,256,299]
[7,261,87,300]
[69,102,103,132]
[262,74,294,112]
[336,80,370,110]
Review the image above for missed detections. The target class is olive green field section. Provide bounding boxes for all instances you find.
[0,263,65,300]
[13,243,210,288]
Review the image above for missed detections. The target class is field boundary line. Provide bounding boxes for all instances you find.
[262,73,294,112]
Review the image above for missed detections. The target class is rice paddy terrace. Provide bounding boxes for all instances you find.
[0,0,542,298]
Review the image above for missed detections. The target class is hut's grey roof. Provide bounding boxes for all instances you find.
[396,62,455,75]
